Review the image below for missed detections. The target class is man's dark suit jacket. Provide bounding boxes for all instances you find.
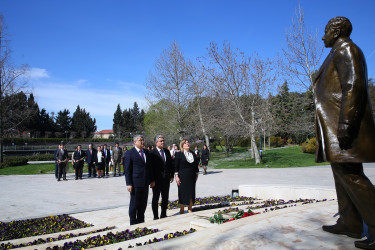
[86,149,96,164]
[73,150,86,162]
[103,148,111,163]
[56,149,68,161]
[149,147,173,182]
[125,147,153,187]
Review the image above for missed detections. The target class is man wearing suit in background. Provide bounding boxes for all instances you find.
[54,144,62,179]
[86,143,97,178]
[113,143,122,176]
[73,145,85,180]
[315,17,375,249]
[56,143,69,181]
[103,144,111,177]
[125,135,155,225]
[150,135,174,219]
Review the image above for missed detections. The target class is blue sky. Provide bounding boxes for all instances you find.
[1,0,375,131]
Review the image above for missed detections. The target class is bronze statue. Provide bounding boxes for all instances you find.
[314,16,375,249]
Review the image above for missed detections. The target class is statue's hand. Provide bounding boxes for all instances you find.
[337,123,353,150]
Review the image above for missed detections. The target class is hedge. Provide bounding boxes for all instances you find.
[2,137,132,145]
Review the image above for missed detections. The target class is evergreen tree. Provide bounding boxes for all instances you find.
[25,93,40,136]
[38,108,55,137]
[122,108,132,137]
[113,104,123,138]
[55,109,72,134]
[71,105,97,138]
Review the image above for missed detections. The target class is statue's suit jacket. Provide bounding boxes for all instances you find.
[314,37,375,163]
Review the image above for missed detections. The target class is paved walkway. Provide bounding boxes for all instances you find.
[1,164,375,222]
[2,164,375,249]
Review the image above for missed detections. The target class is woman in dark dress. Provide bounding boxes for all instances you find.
[175,139,199,214]
[201,145,210,175]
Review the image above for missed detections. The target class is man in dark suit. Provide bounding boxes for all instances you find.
[86,143,97,177]
[56,143,69,181]
[125,135,154,225]
[54,144,61,179]
[149,135,174,219]
[102,144,111,177]
[73,145,85,180]
[314,17,375,249]
[113,143,123,176]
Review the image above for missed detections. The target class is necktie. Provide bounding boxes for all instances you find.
[139,149,145,162]
[160,149,165,163]
[79,150,81,156]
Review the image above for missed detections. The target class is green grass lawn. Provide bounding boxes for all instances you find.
[0,145,326,175]
[211,146,328,168]
[0,163,75,175]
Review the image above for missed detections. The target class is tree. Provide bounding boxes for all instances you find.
[144,99,181,143]
[368,78,375,118]
[71,105,97,138]
[146,41,190,136]
[0,14,31,162]
[38,108,55,137]
[204,42,275,164]
[186,60,212,148]
[113,104,123,139]
[55,109,72,136]
[281,2,324,91]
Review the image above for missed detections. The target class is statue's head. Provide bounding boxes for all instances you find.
[323,17,352,48]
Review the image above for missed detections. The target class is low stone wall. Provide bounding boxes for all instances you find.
[239,185,337,200]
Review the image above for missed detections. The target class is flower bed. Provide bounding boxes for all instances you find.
[45,227,158,249]
[126,228,196,248]
[0,226,114,249]
[0,215,92,241]
[209,198,331,224]
[167,195,256,210]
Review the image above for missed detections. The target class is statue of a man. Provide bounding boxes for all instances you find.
[314,16,375,249]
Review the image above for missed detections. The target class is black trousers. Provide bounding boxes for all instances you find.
[331,163,375,237]
[74,161,84,179]
[58,162,66,180]
[129,186,149,225]
[88,162,97,177]
[105,160,110,175]
[152,178,171,218]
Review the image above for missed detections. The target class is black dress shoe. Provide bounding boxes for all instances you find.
[322,224,362,239]
[160,214,167,219]
[57,179,61,181]
[355,238,375,249]
[153,217,159,220]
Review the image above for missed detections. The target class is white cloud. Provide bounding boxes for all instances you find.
[369,50,375,58]
[26,67,50,79]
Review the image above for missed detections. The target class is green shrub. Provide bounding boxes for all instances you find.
[301,137,317,154]
[237,137,251,147]
[0,158,28,169]
[269,136,284,147]
[287,138,293,144]
[209,142,219,152]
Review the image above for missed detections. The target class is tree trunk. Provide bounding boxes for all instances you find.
[197,100,210,149]
[251,108,261,164]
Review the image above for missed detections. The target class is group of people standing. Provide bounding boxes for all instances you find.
[54,143,127,181]
[124,134,210,225]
